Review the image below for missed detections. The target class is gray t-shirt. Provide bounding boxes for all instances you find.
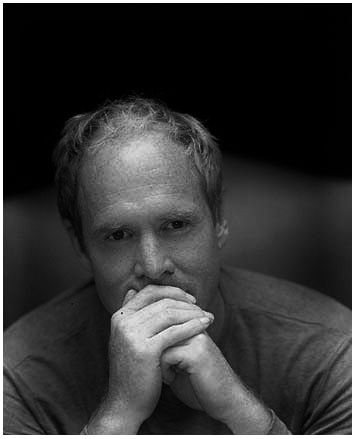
[4,266,351,434]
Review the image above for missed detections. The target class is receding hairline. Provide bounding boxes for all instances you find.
[77,129,207,212]
[53,97,224,248]
[85,121,187,158]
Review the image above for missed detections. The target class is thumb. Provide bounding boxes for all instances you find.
[122,288,137,306]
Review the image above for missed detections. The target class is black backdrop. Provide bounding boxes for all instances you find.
[4,4,351,197]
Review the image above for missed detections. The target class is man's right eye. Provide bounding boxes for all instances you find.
[107,230,131,241]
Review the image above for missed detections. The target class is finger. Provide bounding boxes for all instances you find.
[122,285,196,313]
[122,289,138,306]
[153,315,214,352]
[136,298,207,322]
[142,307,214,336]
[119,300,212,337]
[113,295,201,321]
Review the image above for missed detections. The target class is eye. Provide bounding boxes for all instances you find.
[107,229,131,241]
[165,220,187,231]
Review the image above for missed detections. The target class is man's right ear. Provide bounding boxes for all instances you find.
[63,220,93,273]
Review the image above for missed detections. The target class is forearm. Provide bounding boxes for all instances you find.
[80,418,140,435]
[218,374,291,434]
[225,402,291,435]
[80,398,143,435]
[223,388,273,434]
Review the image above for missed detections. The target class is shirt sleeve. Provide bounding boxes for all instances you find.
[302,336,352,435]
[3,364,46,434]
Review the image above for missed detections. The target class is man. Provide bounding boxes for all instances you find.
[4,98,351,434]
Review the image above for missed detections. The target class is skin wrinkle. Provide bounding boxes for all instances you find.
[91,191,201,221]
[80,136,205,238]
[54,99,223,252]
[80,133,208,218]
[83,189,204,241]
[91,207,201,241]
[76,134,226,345]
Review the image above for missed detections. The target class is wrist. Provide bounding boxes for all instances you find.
[86,397,143,434]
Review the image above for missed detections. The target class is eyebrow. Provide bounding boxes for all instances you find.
[91,206,200,237]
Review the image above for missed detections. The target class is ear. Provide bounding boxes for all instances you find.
[63,220,93,273]
[216,219,229,249]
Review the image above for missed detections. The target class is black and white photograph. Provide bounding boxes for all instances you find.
[3,3,351,434]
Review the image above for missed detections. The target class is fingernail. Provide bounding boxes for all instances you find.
[127,289,137,295]
[200,316,212,324]
[204,312,214,320]
[186,293,196,303]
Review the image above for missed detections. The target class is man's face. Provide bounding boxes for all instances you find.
[78,133,223,314]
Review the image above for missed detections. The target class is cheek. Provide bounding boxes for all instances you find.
[178,235,218,268]
[174,226,221,281]
[88,249,133,312]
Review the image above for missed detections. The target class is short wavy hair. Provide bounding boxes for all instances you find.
[53,97,223,247]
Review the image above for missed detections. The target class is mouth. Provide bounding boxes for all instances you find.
[127,282,195,298]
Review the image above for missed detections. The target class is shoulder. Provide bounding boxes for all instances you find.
[4,279,107,370]
[220,265,351,335]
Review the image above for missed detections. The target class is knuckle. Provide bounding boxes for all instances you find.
[161,298,174,309]
[133,339,156,360]
[164,307,176,323]
[192,303,202,310]
[191,344,204,360]
[111,308,124,320]
[194,332,207,345]
[111,314,129,334]
[164,325,178,340]
[130,340,146,358]
[111,313,123,328]
[164,306,172,316]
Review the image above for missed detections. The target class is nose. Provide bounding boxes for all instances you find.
[134,233,174,281]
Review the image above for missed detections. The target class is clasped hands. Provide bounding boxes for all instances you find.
[86,285,271,434]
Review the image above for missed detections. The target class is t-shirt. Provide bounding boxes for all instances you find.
[4,266,352,434]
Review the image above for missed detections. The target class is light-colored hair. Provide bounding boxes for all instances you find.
[53,97,223,247]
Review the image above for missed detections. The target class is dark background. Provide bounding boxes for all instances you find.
[3,4,352,327]
[4,4,351,197]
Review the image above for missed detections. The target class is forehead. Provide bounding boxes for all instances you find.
[78,134,206,222]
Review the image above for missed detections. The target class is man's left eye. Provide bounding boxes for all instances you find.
[165,220,187,230]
